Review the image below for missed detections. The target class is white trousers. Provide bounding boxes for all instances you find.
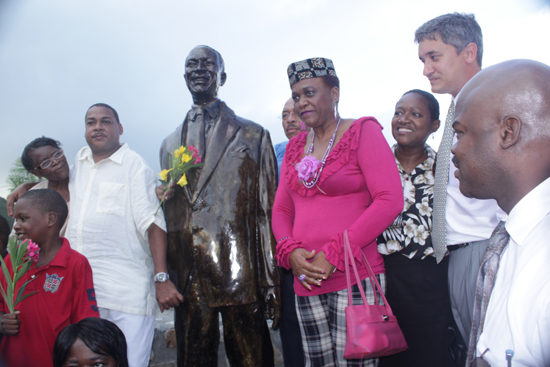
[99,307,155,367]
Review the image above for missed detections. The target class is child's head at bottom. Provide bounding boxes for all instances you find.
[53,317,129,367]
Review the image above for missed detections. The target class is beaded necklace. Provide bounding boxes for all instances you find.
[302,116,342,188]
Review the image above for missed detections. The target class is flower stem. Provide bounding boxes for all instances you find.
[154,182,171,216]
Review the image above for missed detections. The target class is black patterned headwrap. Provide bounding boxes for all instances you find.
[287,57,337,87]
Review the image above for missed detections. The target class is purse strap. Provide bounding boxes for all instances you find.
[343,230,393,315]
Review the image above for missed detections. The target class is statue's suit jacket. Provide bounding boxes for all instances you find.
[160,101,280,308]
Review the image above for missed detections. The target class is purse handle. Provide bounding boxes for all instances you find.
[343,229,393,315]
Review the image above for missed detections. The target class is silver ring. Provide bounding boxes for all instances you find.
[299,274,306,281]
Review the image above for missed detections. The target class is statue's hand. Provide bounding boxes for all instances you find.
[263,286,281,330]
[156,181,176,202]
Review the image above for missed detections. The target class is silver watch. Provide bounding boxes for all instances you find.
[154,272,169,283]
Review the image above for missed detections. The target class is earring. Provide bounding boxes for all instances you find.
[333,103,338,122]
[432,133,435,140]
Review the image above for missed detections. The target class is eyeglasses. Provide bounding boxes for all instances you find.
[35,150,64,170]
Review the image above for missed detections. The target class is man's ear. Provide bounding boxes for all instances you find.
[463,43,478,65]
[118,123,124,136]
[47,212,58,228]
[501,115,521,149]
[220,72,227,87]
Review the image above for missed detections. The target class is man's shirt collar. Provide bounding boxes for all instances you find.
[78,143,129,165]
[506,177,550,246]
[189,99,221,121]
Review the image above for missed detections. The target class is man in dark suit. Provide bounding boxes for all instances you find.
[159,45,281,367]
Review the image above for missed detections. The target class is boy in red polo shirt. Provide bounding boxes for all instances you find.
[0,189,98,367]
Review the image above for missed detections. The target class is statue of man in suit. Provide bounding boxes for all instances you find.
[160,45,281,367]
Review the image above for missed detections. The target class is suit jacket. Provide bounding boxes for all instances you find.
[160,101,280,307]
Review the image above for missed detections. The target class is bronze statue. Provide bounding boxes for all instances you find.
[159,45,281,367]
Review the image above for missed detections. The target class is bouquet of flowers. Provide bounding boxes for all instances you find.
[155,145,204,215]
[0,237,40,313]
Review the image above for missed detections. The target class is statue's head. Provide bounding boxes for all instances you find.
[184,45,227,104]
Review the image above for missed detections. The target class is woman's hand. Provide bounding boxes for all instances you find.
[7,183,37,217]
[310,251,336,280]
[289,248,326,290]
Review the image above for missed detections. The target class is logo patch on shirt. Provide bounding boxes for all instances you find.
[44,273,64,293]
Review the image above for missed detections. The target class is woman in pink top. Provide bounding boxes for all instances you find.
[273,58,403,367]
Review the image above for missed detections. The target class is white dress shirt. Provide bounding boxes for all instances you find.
[67,143,166,315]
[446,132,507,246]
[477,177,550,367]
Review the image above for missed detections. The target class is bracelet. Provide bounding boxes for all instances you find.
[277,236,290,244]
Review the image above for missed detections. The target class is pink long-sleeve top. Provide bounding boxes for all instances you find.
[272,117,403,296]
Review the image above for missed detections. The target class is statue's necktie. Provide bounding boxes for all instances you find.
[432,100,455,263]
[187,110,205,188]
[466,221,510,366]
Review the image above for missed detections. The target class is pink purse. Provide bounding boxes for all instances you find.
[343,230,408,359]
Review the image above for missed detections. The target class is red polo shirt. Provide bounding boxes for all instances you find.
[0,237,98,367]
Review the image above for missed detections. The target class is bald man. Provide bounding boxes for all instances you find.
[274,98,306,181]
[452,59,550,367]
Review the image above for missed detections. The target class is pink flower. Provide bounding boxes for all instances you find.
[295,156,320,182]
[195,155,202,164]
[188,145,198,158]
[25,240,40,263]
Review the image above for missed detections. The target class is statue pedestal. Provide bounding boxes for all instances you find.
[148,310,284,366]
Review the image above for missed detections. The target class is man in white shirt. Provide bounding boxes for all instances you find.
[452,59,550,367]
[67,103,183,367]
[415,13,506,347]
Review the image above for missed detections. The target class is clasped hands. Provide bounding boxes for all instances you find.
[289,249,336,291]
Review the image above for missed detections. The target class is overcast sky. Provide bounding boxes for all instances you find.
[1,0,549,199]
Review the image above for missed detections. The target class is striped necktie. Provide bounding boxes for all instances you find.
[466,221,510,366]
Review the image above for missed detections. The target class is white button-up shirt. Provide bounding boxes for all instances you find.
[477,177,550,366]
[67,143,166,315]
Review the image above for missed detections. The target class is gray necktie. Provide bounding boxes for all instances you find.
[188,110,205,158]
[466,221,510,366]
[187,110,205,188]
[432,101,455,263]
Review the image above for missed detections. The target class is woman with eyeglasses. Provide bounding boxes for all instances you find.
[16,136,70,236]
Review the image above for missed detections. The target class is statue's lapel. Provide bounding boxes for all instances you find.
[191,105,239,203]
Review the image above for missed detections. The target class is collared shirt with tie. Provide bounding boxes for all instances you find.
[472,177,550,367]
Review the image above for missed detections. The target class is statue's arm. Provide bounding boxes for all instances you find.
[256,129,282,328]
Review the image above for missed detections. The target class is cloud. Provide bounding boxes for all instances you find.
[0,0,549,198]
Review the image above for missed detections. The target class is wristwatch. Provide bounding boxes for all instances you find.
[154,272,169,283]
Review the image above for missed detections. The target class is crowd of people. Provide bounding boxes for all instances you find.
[0,10,548,367]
